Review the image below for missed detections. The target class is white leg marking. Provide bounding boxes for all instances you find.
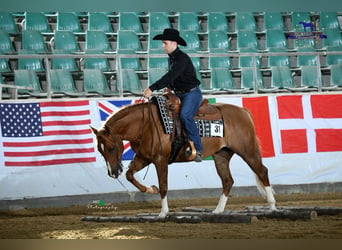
[265,186,276,210]
[158,196,169,218]
[213,194,228,214]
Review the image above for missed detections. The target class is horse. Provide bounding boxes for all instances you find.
[298,21,315,32]
[90,97,276,218]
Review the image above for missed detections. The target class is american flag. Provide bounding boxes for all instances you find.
[0,100,96,167]
[98,100,144,160]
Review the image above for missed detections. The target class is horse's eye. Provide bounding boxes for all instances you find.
[108,147,115,153]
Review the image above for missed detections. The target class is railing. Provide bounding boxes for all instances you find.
[0,50,341,99]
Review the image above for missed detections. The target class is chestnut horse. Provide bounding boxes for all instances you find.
[90,99,276,217]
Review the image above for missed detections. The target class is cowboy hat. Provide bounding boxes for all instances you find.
[153,28,187,46]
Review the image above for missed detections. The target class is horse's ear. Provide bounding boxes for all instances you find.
[89,126,98,135]
[104,124,111,135]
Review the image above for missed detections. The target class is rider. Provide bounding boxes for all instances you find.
[143,28,203,162]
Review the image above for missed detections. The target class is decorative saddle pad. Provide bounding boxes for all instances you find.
[152,96,224,137]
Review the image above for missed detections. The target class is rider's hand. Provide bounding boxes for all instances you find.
[143,88,152,99]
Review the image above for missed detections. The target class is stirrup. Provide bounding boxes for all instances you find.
[185,141,197,161]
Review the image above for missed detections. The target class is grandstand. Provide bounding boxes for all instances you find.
[0,11,342,99]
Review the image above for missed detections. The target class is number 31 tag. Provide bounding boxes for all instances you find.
[210,123,224,137]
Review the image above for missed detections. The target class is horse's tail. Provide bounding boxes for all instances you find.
[243,107,276,197]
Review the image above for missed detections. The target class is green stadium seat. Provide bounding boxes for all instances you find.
[51,49,78,71]
[88,12,114,34]
[319,12,341,30]
[53,30,80,52]
[265,29,287,51]
[178,12,201,32]
[300,66,321,89]
[21,30,48,53]
[207,12,228,32]
[290,12,311,31]
[56,12,83,34]
[237,30,258,52]
[119,12,144,33]
[296,48,318,67]
[326,47,342,66]
[0,30,15,54]
[119,68,143,94]
[14,69,47,97]
[267,54,290,67]
[49,69,85,97]
[235,12,256,32]
[23,12,52,34]
[84,49,111,72]
[321,28,342,49]
[117,30,142,52]
[263,12,284,31]
[0,54,11,73]
[85,30,112,51]
[83,69,117,96]
[208,30,230,51]
[148,31,163,50]
[180,30,201,52]
[18,49,45,72]
[117,49,142,70]
[210,68,235,91]
[0,73,11,99]
[208,50,232,69]
[0,12,18,33]
[148,67,168,85]
[238,53,261,68]
[148,12,171,31]
[330,64,342,86]
[270,66,298,90]
[241,67,263,91]
[148,49,168,69]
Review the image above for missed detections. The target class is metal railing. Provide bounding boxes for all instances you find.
[0,50,341,99]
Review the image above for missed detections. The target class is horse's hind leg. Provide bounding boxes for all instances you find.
[241,151,276,210]
[212,148,234,213]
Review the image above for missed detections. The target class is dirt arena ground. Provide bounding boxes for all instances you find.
[0,192,341,239]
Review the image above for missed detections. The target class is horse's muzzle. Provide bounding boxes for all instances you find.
[107,162,123,178]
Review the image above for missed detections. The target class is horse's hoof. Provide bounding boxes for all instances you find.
[269,204,277,211]
[145,185,159,194]
[151,185,159,194]
[212,209,223,214]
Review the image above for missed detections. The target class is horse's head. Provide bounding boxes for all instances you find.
[90,125,124,178]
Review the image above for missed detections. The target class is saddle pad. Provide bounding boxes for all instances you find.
[152,96,224,137]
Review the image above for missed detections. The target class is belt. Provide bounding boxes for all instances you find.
[174,86,198,95]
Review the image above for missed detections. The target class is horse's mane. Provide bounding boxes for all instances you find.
[101,101,147,129]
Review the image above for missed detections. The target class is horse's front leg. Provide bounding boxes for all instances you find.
[125,156,158,194]
[155,161,169,218]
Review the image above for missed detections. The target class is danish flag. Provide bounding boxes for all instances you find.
[240,94,342,158]
[276,95,342,154]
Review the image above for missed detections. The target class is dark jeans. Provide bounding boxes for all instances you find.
[177,87,203,153]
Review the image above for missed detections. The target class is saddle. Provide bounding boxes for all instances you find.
[163,91,222,163]
[164,92,222,121]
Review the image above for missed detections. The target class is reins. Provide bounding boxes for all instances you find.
[135,96,165,179]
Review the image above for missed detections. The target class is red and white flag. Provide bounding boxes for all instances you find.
[276,95,342,154]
